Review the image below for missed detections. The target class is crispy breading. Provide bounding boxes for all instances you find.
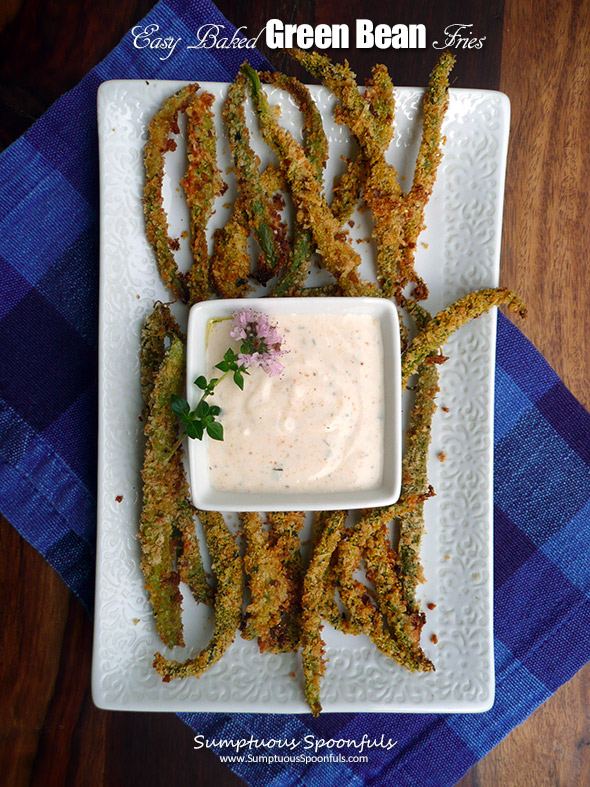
[402,288,527,389]
[240,512,291,648]
[243,64,375,297]
[223,73,289,284]
[182,91,225,304]
[260,72,328,297]
[301,511,348,717]
[143,84,200,302]
[139,309,211,648]
[153,510,242,680]
[401,52,455,298]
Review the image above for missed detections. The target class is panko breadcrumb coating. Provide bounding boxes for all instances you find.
[259,72,328,297]
[182,91,225,305]
[143,84,200,303]
[153,510,242,681]
[223,73,289,284]
[139,305,211,649]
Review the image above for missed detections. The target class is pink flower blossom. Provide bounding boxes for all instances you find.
[231,309,286,377]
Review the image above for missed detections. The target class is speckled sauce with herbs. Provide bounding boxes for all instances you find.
[206,314,385,493]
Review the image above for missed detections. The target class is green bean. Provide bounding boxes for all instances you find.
[288,50,383,160]
[260,71,329,297]
[334,518,434,673]
[397,365,439,609]
[402,288,527,389]
[301,510,348,717]
[335,500,433,670]
[182,91,225,304]
[400,52,455,296]
[299,283,342,297]
[264,512,305,652]
[139,335,186,648]
[139,303,182,405]
[153,511,242,680]
[366,506,431,650]
[242,64,368,296]
[211,165,284,298]
[329,63,396,227]
[397,290,523,607]
[144,84,199,302]
[389,298,437,609]
[287,50,405,298]
[175,497,214,608]
[223,73,289,284]
[261,72,329,179]
[240,512,290,648]
[139,306,212,649]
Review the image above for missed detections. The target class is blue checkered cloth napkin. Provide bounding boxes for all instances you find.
[1,2,589,785]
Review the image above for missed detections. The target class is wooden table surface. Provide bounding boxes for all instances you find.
[1,0,590,784]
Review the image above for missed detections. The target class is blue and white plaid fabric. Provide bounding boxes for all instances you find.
[1,2,589,785]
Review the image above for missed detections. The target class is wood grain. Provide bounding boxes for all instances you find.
[459,0,590,783]
[1,0,589,785]
[498,0,590,409]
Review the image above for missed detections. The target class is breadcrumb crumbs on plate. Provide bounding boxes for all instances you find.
[115,495,123,503]
[430,634,438,644]
[427,603,437,610]
[438,451,446,462]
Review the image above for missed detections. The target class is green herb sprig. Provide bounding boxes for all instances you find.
[167,308,286,462]
[167,348,248,460]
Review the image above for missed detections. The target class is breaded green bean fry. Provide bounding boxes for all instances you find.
[182,91,225,304]
[140,303,182,405]
[265,511,305,652]
[334,500,433,669]
[139,306,211,649]
[243,64,368,296]
[287,49,405,297]
[144,84,200,302]
[260,71,329,297]
[139,335,187,648]
[391,297,439,609]
[302,510,348,716]
[402,288,527,389]
[211,165,285,298]
[153,511,242,680]
[223,73,289,284]
[400,52,455,295]
[240,512,290,648]
[329,63,396,227]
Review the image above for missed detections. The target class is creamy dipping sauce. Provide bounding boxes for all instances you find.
[206,314,385,493]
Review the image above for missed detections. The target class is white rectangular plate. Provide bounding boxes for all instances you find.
[93,78,509,713]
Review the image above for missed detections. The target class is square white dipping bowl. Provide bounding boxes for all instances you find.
[186,297,401,511]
